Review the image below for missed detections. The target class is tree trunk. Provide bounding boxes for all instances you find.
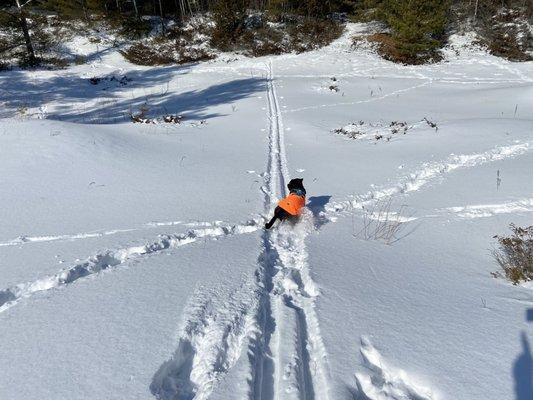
[158,0,165,32]
[15,0,36,65]
[81,0,89,21]
[132,0,139,18]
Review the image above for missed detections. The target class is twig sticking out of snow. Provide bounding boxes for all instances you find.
[352,196,415,245]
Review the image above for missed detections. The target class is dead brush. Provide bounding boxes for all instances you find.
[352,197,414,245]
[130,105,150,123]
[120,43,174,66]
[130,105,183,124]
[492,224,533,284]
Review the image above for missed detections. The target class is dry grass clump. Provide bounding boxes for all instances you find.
[493,224,533,284]
[353,197,414,245]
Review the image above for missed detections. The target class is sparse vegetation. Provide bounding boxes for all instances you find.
[120,42,175,65]
[352,197,414,244]
[493,224,533,284]
[334,120,412,142]
[120,21,215,66]
[210,0,248,49]
[222,15,345,56]
[0,0,531,68]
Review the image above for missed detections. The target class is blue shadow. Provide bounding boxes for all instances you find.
[514,311,533,400]
[0,68,265,124]
[307,195,332,230]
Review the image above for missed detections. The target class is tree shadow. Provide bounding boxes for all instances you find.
[307,195,332,230]
[514,309,533,400]
[0,66,265,124]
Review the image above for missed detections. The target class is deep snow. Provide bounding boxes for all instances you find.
[1,23,532,400]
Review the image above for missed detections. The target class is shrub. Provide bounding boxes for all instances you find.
[0,60,10,71]
[177,47,215,64]
[74,55,87,65]
[485,9,532,61]
[210,12,344,55]
[287,18,344,53]
[211,0,248,48]
[42,56,70,68]
[239,26,285,56]
[493,224,533,284]
[121,40,214,66]
[121,43,174,65]
[118,17,152,39]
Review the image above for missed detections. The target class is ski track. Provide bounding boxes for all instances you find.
[246,60,330,400]
[0,220,261,314]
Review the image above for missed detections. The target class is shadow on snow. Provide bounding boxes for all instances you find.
[0,66,265,124]
[514,309,533,400]
[307,195,332,230]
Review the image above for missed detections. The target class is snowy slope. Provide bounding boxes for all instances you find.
[1,23,532,400]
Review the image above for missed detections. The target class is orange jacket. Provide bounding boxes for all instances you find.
[278,193,305,216]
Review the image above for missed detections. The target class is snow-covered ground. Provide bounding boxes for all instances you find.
[1,23,532,400]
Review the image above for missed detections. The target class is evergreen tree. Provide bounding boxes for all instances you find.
[379,0,449,62]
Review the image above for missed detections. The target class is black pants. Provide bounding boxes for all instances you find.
[265,206,292,229]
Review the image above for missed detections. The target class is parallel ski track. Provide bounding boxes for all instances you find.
[249,60,330,400]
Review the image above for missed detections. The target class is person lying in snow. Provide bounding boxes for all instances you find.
[265,178,306,230]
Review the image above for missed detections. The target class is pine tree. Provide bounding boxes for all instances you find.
[379,0,449,62]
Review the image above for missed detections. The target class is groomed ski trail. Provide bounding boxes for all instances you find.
[250,60,330,400]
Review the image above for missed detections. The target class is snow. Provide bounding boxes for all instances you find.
[1,22,533,400]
